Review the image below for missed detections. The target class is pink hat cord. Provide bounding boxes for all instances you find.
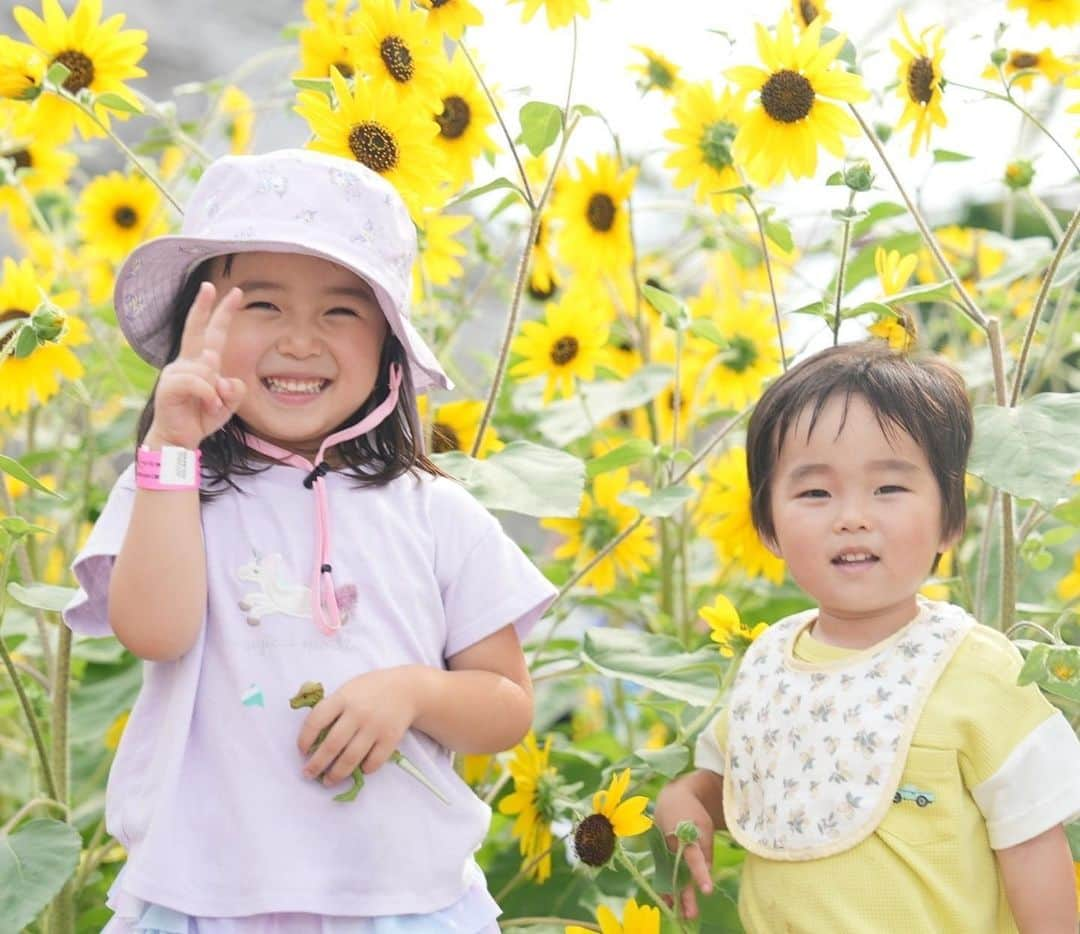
[242,364,403,634]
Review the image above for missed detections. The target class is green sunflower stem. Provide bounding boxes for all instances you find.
[833,190,857,345]
[739,188,788,370]
[986,317,1017,633]
[615,846,686,930]
[45,622,74,934]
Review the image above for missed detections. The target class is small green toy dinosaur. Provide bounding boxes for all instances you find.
[289,681,450,805]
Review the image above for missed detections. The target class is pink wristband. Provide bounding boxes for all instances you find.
[136,445,201,490]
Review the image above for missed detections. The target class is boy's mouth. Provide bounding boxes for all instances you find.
[261,376,331,396]
[831,550,879,567]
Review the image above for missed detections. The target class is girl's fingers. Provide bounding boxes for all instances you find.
[326,732,376,785]
[302,714,356,778]
[684,844,714,893]
[177,282,217,361]
[201,287,243,356]
[216,377,246,412]
[359,738,394,775]
[681,884,699,919]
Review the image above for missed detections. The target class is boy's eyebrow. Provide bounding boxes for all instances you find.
[234,280,376,300]
[786,463,832,483]
[785,458,919,483]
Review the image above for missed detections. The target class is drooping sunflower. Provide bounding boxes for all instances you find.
[1005,0,1080,28]
[572,769,652,868]
[75,171,168,263]
[498,732,559,884]
[629,45,681,96]
[983,48,1075,92]
[552,154,637,278]
[727,12,869,186]
[0,35,44,100]
[793,0,831,28]
[527,216,560,301]
[295,67,443,219]
[414,210,472,295]
[0,100,77,230]
[664,81,743,214]
[700,594,767,658]
[890,13,946,157]
[13,0,147,141]
[0,257,86,416]
[416,0,483,40]
[511,287,610,404]
[295,0,362,79]
[868,247,918,349]
[566,898,660,934]
[542,467,656,594]
[510,0,591,29]
[1057,551,1080,601]
[698,446,785,583]
[431,49,497,192]
[350,0,446,110]
[424,398,504,458]
[219,85,254,155]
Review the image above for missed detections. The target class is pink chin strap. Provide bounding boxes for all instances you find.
[242,363,403,635]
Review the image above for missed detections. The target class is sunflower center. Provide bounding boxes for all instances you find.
[586,193,616,233]
[574,813,616,867]
[430,421,461,453]
[799,0,821,25]
[436,95,471,140]
[332,61,355,79]
[723,335,759,373]
[348,122,398,173]
[1010,51,1039,70]
[52,50,95,94]
[906,57,936,105]
[550,335,579,366]
[700,119,737,172]
[3,149,32,170]
[430,0,452,6]
[112,205,139,229]
[582,510,619,551]
[0,308,29,353]
[761,69,815,123]
[380,36,414,84]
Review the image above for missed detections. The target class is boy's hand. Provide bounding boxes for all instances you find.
[655,777,717,918]
[296,668,417,788]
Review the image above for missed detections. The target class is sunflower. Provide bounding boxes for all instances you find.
[461,753,496,785]
[572,769,652,868]
[414,210,472,296]
[0,35,44,100]
[700,594,767,658]
[511,287,610,404]
[13,0,147,141]
[0,101,77,230]
[510,0,591,29]
[296,0,361,79]
[104,710,129,751]
[219,85,254,155]
[890,13,946,157]
[1057,552,1080,601]
[919,549,954,601]
[636,333,706,445]
[793,0,831,28]
[295,67,443,219]
[566,899,660,934]
[498,732,560,883]
[1005,0,1080,28]
[630,45,681,96]
[915,225,1005,289]
[1068,72,1080,138]
[542,467,656,594]
[0,257,87,416]
[350,0,446,110]
[664,81,743,214]
[75,171,167,263]
[552,154,637,278]
[727,12,869,186]
[426,398,504,458]
[416,0,483,40]
[527,216,560,301]
[698,446,785,583]
[983,48,1075,91]
[431,49,497,191]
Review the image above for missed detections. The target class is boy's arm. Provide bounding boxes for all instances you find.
[996,824,1078,933]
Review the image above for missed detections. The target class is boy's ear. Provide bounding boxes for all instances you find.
[761,531,782,559]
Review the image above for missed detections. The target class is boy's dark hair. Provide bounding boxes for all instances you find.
[745,341,973,546]
[135,257,446,501]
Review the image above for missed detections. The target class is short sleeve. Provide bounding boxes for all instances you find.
[63,465,137,637]
[433,479,557,658]
[694,708,729,775]
[949,627,1080,848]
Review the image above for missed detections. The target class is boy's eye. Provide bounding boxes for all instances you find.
[797,489,829,499]
[876,485,908,494]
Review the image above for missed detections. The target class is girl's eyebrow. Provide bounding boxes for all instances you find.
[234,280,375,301]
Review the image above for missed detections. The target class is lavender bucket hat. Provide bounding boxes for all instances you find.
[113,148,452,393]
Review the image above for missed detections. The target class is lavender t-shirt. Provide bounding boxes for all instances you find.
[65,462,557,917]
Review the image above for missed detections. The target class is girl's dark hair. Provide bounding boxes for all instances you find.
[745,341,973,546]
[135,257,446,500]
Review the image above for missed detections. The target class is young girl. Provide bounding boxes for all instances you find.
[64,149,557,932]
[655,343,1080,932]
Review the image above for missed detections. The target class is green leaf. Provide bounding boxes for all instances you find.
[831,207,868,223]
[582,627,721,706]
[70,661,142,745]
[648,826,688,895]
[0,517,51,539]
[852,202,907,240]
[642,284,690,331]
[0,455,62,498]
[7,582,77,613]
[969,394,1080,507]
[431,442,584,517]
[1066,822,1080,860]
[713,185,752,200]
[619,484,696,517]
[1052,494,1080,527]
[445,176,525,209]
[688,318,728,348]
[1016,643,1080,702]
[932,149,974,163]
[850,302,895,319]
[762,212,794,252]
[633,743,690,778]
[13,325,38,358]
[586,439,654,478]
[877,280,953,305]
[291,77,334,98]
[45,61,71,87]
[825,171,845,186]
[570,103,600,119]
[94,92,143,115]
[789,300,830,319]
[0,819,81,933]
[519,101,562,157]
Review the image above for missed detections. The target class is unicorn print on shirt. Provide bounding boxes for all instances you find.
[236,552,357,626]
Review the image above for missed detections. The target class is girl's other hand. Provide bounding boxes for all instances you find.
[145,282,247,450]
[296,668,418,788]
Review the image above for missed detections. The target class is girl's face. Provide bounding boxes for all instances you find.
[211,251,389,460]
[766,393,956,647]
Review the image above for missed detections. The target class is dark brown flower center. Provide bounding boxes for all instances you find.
[348,122,398,173]
[430,0,451,6]
[761,69,815,123]
[380,36,414,84]
[527,274,556,302]
[435,95,471,140]
[332,61,355,79]
[550,335,579,366]
[113,205,138,229]
[906,57,936,105]
[799,0,820,25]
[3,149,32,170]
[586,193,616,233]
[53,50,94,93]
[1009,51,1039,70]
[430,421,461,453]
[573,813,616,867]
[0,308,29,353]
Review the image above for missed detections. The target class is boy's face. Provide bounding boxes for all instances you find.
[766,393,956,644]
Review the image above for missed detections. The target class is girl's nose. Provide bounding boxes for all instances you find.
[276,326,322,358]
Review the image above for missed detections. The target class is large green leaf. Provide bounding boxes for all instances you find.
[0,455,62,498]
[431,441,584,517]
[518,101,562,156]
[969,395,1080,507]
[633,743,690,778]
[70,661,142,746]
[7,582,77,613]
[0,819,81,932]
[582,627,721,706]
[1016,643,1080,703]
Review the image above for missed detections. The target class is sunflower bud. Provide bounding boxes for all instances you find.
[675,819,701,844]
[844,160,874,192]
[1003,160,1034,191]
[30,302,67,343]
[990,47,1008,68]
[573,812,617,867]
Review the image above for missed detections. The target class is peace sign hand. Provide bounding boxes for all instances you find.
[145,282,248,450]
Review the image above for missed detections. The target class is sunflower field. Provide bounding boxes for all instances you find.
[2,0,1080,931]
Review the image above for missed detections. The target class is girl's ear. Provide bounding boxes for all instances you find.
[938,527,961,555]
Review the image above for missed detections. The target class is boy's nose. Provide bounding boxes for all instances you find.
[833,500,871,532]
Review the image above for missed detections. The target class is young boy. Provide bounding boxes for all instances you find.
[655,342,1080,932]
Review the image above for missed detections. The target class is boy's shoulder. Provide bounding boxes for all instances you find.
[949,615,1023,677]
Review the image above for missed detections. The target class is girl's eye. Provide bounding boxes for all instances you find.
[797,489,829,499]
[876,485,908,494]
[245,301,277,311]
[327,307,360,317]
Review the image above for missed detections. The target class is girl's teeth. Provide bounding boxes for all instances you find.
[265,378,325,394]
